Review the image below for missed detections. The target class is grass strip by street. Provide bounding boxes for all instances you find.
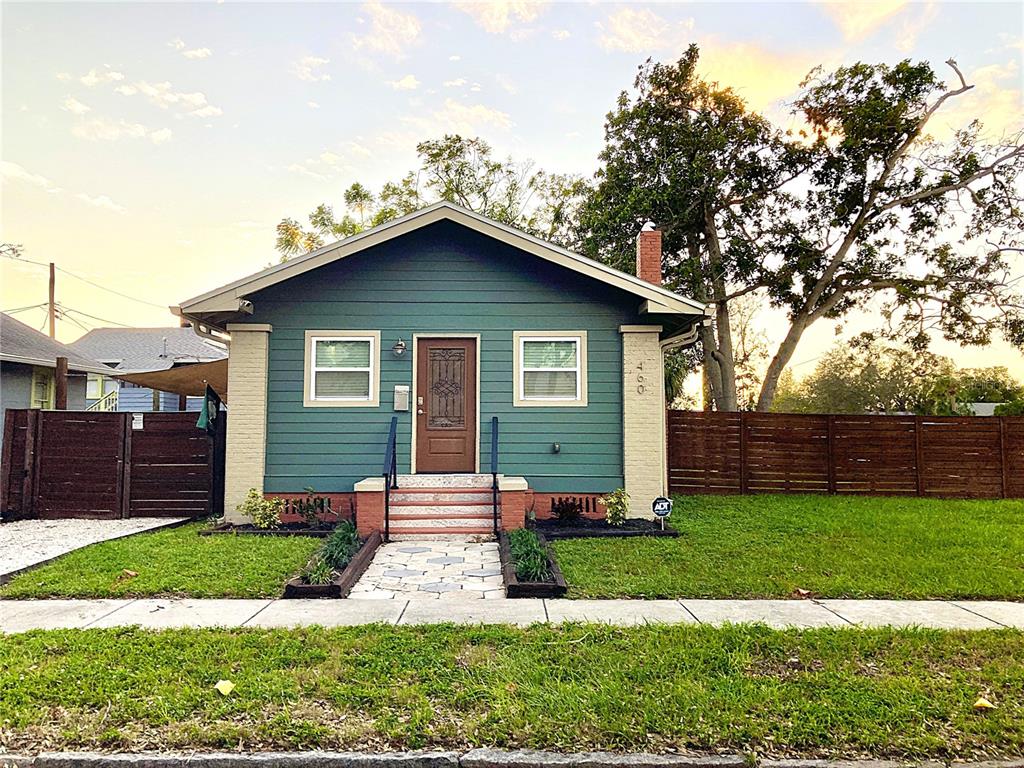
[0,523,321,599]
[1,624,1022,758]
[553,494,1024,600]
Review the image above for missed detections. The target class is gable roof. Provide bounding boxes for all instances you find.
[69,327,227,373]
[174,202,708,326]
[0,313,111,374]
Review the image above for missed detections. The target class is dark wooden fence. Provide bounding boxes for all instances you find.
[667,411,1024,499]
[1,409,225,521]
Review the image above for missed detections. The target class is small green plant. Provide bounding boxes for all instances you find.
[994,399,1024,416]
[302,556,333,585]
[600,488,629,527]
[293,487,325,527]
[551,496,582,524]
[237,488,284,530]
[508,529,551,582]
[321,521,361,570]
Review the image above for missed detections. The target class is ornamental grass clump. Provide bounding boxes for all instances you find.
[508,528,551,582]
[321,521,361,571]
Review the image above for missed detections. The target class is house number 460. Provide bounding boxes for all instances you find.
[636,360,647,395]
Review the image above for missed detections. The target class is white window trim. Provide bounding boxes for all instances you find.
[303,330,381,408]
[513,331,588,407]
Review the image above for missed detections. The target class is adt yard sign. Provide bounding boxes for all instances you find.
[652,496,673,529]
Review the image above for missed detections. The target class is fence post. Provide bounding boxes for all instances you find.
[914,415,925,497]
[739,411,748,494]
[0,410,14,515]
[119,413,133,519]
[999,416,1008,499]
[827,415,836,495]
[28,411,41,518]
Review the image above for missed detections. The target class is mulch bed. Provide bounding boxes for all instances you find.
[499,531,568,598]
[199,521,346,538]
[283,530,382,599]
[530,517,679,539]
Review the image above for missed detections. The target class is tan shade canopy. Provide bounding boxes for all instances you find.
[114,359,228,403]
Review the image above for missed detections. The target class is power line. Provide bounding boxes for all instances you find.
[61,305,133,328]
[1,302,48,314]
[0,252,167,309]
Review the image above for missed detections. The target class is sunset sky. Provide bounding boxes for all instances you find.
[2,1,1022,377]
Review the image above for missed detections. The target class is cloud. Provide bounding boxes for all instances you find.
[1,160,55,190]
[71,116,172,144]
[551,29,570,40]
[818,0,908,39]
[494,74,518,94]
[697,41,820,113]
[454,1,545,34]
[388,74,420,90]
[2,161,126,212]
[352,1,421,58]
[405,98,512,134]
[58,68,125,87]
[449,54,461,61]
[61,96,91,116]
[116,80,222,117]
[893,1,937,52]
[76,192,126,213]
[931,58,1024,139]
[168,37,213,58]
[290,55,331,82]
[307,100,321,109]
[596,7,694,53]
[443,78,467,88]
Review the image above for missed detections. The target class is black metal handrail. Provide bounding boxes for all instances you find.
[490,416,499,536]
[382,415,398,542]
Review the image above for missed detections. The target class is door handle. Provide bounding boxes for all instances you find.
[417,408,424,415]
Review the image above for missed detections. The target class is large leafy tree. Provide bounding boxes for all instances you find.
[772,338,1023,415]
[275,135,587,259]
[583,47,1024,411]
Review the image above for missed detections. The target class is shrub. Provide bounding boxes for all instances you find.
[321,521,361,571]
[600,488,629,527]
[994,399,1024,416]
[302,556,333,585]
[508,529,551,582]
[292,487,323,527]
[237,489,284,530]
[551,496,582,524]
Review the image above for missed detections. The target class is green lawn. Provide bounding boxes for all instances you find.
[1,624,1021,757]
[553,494,1024,600]
[0,523,321,599]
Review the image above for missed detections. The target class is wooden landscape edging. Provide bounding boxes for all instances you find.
[499,531,568,598]
[667,410,1024,499]
[282,530,382,599]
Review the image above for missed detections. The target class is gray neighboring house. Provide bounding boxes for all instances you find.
[69,326,227,412]
[0,312,111,447]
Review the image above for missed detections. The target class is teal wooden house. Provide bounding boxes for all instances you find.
[175,203,707,537]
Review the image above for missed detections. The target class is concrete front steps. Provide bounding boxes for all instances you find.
[388,475,499,538]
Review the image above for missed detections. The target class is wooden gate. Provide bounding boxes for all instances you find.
[1,409,226,520]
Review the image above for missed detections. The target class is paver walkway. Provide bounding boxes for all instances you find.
[349,540,503,600]
[2,597,1021,633]
[0,517,188,582]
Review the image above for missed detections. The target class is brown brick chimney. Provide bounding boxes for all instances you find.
[636,224,662,285]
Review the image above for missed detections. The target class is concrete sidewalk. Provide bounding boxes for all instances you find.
[2,597,1022,632]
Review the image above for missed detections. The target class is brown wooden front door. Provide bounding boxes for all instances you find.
[416,338,477,473]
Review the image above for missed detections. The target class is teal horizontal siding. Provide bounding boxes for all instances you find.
[252,220,644,495]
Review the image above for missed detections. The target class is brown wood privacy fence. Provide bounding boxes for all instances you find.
[1,409,225,521]
[667,411,1024,499]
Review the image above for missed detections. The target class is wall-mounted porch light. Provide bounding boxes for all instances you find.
[392,338,407,357]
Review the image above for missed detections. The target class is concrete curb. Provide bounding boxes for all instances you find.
[2,754,1022,768]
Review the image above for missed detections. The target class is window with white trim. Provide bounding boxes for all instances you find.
[307,334,376,404]
[514,332,588,406]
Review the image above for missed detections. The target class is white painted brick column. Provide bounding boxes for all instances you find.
[620,325,666,519]
[224,323,272,523]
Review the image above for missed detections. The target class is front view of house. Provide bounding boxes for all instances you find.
[175,203,707,536]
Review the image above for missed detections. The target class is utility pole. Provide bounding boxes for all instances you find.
[48,261,56,339]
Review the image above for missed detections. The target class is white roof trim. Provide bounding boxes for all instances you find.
[177,202,708,318]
